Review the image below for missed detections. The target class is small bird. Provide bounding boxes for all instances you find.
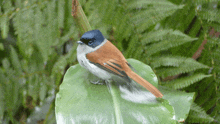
[77,30,163,98]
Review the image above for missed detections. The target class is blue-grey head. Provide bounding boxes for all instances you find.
[77,30,105,48]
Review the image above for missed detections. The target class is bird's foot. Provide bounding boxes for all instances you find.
[90,80,105,85]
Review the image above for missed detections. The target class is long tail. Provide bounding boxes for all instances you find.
[127,71,163,98]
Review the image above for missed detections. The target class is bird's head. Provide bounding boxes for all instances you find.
[77,30,105,48]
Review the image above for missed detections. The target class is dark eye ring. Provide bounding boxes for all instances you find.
[88,41,93,45]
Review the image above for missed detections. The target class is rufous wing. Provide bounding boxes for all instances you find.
[86,40,163,98]
[86,40,131,82]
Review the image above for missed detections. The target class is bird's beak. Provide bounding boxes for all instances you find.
[77,41,83,44]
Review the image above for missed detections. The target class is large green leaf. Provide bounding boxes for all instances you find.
[55,59,194,123]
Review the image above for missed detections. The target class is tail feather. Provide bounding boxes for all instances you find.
[127,71,163,98]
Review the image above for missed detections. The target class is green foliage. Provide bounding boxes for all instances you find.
[143,30,198,56]
[128,0,184,33]
[0,0,76,123]
[152,56,209,78]
[191,37,220,123]
[187,102,214,123]
[164,73,212,89]
[193,0,220,4]
[0,15,9,39]
[0,0,219,123]
[200,9,220,23]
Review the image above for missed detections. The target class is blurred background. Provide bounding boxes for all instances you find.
[0,0,219,123]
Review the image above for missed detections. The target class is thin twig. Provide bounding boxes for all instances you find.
[71,0,92,34]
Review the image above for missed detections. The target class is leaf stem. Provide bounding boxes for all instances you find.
[107,81,122,124]
[43,101,53,124]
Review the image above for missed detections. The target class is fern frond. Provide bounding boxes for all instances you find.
[164,73,212,89]
[209,102,220,117]
[0,14,9,39]
[151,56,185,68]
[188,18,201,37]
[193,0,220,4]
[13,0,60,61]
[2,58,10,69]
[124,35,140,58]
[186,102,214,123]
[156,57,209,78]
[163,3,196,32]
[58,0,65,29]
[145,30,197,56]
[142,29,174,44]
[199,9,220,23]
[208,22,220,32]
[9,46,22,74]
[129,0,184,32]
[128,0,180,9]
[203,97,217,112]
[0,43,4,50]
[66,43,78,64]
[195,77,216,105]
[52,56,67,77]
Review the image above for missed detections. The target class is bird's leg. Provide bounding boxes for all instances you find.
[90,79,105,85]
[104,80,109,84]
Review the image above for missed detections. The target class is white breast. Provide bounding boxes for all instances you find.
[76,39,112,80]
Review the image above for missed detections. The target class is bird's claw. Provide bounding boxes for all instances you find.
[90,80,105,85]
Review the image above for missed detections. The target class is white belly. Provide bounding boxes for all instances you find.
[77,43,112,80]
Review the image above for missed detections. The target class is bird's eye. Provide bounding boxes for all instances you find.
[88,41,93,45]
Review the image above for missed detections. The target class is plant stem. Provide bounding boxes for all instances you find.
[43,101,53,124]
[107,81,122,124]
[72,0,92,34]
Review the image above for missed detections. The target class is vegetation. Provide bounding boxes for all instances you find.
[0,0,219,123]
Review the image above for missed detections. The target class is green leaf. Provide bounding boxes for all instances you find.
[2,0,12,11]
[160,86,195,122]
[51,56,67,86]
[3,67,22,123]
[144,30,197,56]
[0,69,5,121]
[128,0,180,9]
[58,0,65,29]
[10,46,22,74]
[0,86,4,121]
[151,56,208,69]
[155,57,209,78]
[193,0,220,4]
[34,2,57,61]
[27,45,44,103]
[0,15,9,39]
[151,56,185,68]
[56,26,75,47]
[129,0,184,32]
[66,43,78,63]
[200,9,220,23]
[55,59,194,123]
[186,102,214,123]
[2,58,10,69]
[28,74,40,103]
[142,29,174,44]
[13,9,34,58]
[0,43,4,50]
[39,76,47,101]
[164,73,212,89]
[28,44,44,73]
[162,2,196,32]
[188,19,201,37]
